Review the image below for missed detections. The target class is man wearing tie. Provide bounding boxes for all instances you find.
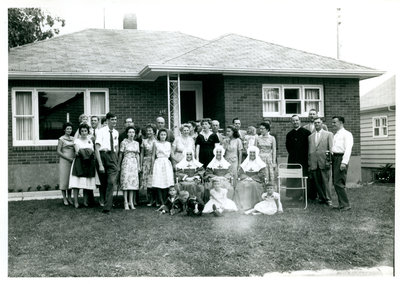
[303,109,328,133]
[211,120,224,142]
[308,117,334,206]
[331,116,353,211]
[95,112,119,214]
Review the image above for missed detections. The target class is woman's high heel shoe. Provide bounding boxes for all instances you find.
[129,203,136,210]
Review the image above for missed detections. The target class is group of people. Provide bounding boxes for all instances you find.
[57,109,353,216]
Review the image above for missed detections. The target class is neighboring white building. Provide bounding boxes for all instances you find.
[360,75,396,182]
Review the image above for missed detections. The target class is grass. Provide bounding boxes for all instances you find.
[8,184,394,277]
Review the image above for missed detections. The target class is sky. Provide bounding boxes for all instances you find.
[6,0,399,95]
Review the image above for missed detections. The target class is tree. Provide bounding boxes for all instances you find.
[8,8,65,49]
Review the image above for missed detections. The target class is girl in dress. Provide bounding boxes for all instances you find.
[244,126,257,153]
[175,149,205,203]
[205,144,234,199]
[222,125,243,188]
[195,118,220,166]
[245,183,283,215]
[234,146,266,211]
[255,122,276,183]
[57,122,75,206]
[141,124,158,206]
[69,124,97,208]
[171,123,195,169]
[118,126,141,210]
[151,128,174,205]
[203,178,238,216]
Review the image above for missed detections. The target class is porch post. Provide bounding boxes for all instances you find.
[167,73,181,136]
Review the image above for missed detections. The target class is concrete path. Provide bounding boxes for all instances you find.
[263,266,393,276]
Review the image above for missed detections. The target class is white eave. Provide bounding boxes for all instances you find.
[8,71,150,81]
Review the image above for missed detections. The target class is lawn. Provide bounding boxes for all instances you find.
[8,184,394,277]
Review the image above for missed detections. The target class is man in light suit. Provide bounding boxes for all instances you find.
[303,109,328,133]
[308,117,334,206]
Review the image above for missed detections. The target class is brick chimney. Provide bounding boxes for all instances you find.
[123,13,137,29]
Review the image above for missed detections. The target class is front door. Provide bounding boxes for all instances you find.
[180,81,203,124]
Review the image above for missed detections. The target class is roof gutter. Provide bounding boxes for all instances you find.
[8,71,151,81]
[140,65,385,80]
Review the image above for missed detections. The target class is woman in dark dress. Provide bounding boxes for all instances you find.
[195,118,220,166]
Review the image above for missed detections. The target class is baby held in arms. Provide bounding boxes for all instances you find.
[245,183,283,215]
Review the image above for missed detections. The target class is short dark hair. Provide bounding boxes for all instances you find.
[232,117,240,123]
[91,116,99,122]
[188,120,197,128]
[101,117,107,124]
[291,115,300,120]
[309,109,317,113]
[125,126,136,135]
[226,125,240,139]
[145,123,157,136]
[332,116,345,123]
[62,122,73,131]
[314,117,323,122]
[157,128,168,140]
[259,122,270,131]
[78,123,90,134]
[106,112,116,120]
[200,118,212,126]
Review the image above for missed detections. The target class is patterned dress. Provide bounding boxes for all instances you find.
[223,138,243,187]
[152,141,174,188]
[58,135,75,190]
[256,134,276,183]
[141,138,155,189]
[120,139,140,190]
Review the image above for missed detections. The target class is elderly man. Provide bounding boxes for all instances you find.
[308,117,334,206]
[156,116,175,143]
[331,116,353,211]
[303,109,328,133]
[285,115,311,199]
[211,120,224,142]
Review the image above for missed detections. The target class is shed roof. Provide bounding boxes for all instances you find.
[361,75,396,110]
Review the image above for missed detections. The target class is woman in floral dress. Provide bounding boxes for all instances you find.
[141,124,158,206]
[221,125,243,188]
[255,122,276,184]
[119,126,141,210]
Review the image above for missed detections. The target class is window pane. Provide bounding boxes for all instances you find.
[286,102,301,114]
[284,89,300,100]
[305,88,320,100]
[305,102,319,113]
[381,117,387,126]
[263,88,280,100]
[263,102,279,113]
[90,92,106,116]
[15,92,33,115]
[38,91,84,140]
[383,127,387,136]
[374,118,380,127]
[374,128,380,136]
[16,117,33,140]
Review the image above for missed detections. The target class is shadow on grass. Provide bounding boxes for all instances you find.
[8,185,394,277]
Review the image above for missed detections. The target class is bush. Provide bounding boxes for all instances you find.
[43,184,51,191]
[17,189,23,192]
[36,185,42,191]
[375,163,395,183]
[9,188,15,193]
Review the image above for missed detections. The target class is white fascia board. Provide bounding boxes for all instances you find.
[8,71,152,81]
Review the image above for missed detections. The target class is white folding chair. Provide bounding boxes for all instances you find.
[277,163,308,209]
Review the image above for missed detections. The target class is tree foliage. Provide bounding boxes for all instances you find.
[8,8,65,49]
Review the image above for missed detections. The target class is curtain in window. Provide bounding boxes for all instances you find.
[263,88,279,113]
[15,92,33,140]
[90,92,106,115]
[305,89,320,113]
[305,89,320,100]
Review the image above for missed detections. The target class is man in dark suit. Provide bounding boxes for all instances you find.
[156,116,175,143]
[308,117,333,206]
[285,115,311,199]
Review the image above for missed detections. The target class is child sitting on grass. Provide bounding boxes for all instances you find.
[245,183,283,215]
[203,178,238,217]
[156,187,186,215]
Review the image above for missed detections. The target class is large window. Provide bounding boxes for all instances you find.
[372,116,388,138]
[262,84,324,117]
[12,88,109,146]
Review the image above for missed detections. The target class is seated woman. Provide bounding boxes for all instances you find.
[175,149,205,203]
[204,145,234,200]
[234,146,266,211]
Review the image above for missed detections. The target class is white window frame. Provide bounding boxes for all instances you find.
[372,116,388,138]
[12,88,109,146]
[262,84,324,117]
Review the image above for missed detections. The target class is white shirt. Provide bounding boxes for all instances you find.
[332,128,353,165]
[315,130,321,144]
[95,125,119,152]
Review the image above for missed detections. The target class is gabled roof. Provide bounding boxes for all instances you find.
[361,75,396,110]
[8,29,384,81]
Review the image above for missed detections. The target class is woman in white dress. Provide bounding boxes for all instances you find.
[69,124,97,208]
[151,128,174,205]
[171,123,195,169]
[203,177,238,215]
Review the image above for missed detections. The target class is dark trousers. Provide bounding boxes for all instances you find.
[310,167,332,204]
[99,151,119,211]
[332,154,350,208]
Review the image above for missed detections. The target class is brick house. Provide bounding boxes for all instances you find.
[8,28,383,190]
